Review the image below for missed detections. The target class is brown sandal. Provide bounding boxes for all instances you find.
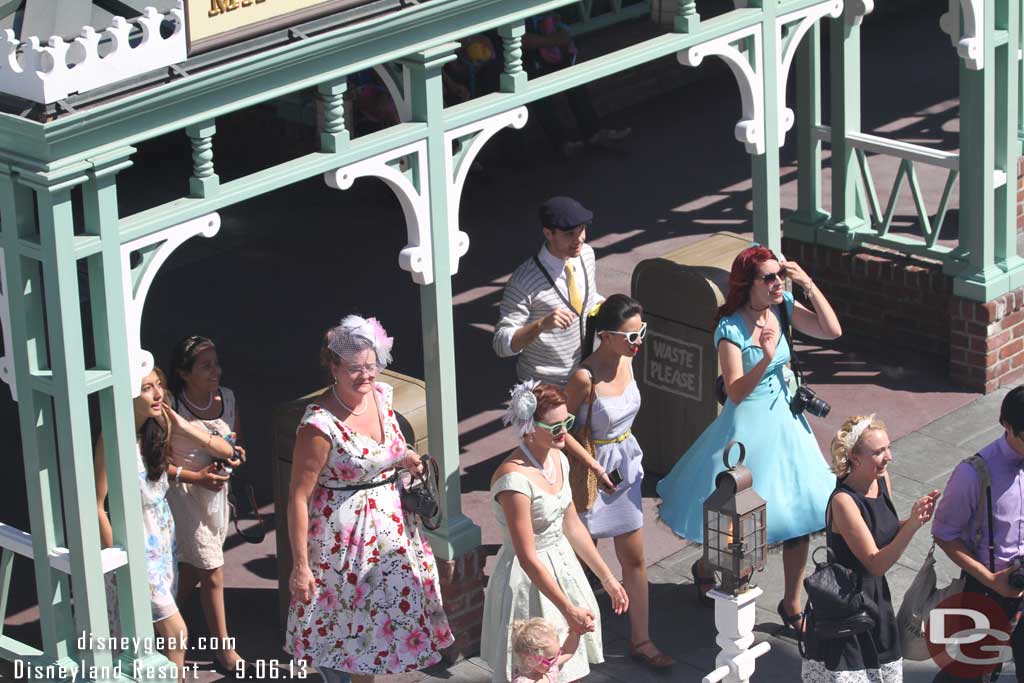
[629,640,674,669]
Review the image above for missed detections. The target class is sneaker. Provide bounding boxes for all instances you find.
[588,127,633,145]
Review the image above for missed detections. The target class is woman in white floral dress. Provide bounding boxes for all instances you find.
[286,316,453,683]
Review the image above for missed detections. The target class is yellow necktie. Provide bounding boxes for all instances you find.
[565,261,583,314]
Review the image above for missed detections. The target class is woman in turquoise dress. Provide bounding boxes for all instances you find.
[657,245,842,632]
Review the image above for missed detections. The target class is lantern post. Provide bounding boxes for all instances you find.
[700,441,772,683]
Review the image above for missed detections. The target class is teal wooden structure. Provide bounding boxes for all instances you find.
[0,0,1013,678]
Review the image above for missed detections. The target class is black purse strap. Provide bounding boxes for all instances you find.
[532,253,589,349]
[318,470,401,491]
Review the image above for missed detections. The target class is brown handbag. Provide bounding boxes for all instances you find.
[569,367,599,512]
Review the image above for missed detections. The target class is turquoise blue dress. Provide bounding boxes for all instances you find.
[657,292,834,545]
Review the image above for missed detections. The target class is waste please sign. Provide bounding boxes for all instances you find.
[644,330,702,401]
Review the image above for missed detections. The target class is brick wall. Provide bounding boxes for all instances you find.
[436,546,487,661]
[783,237,1024,394]
[781,238,951,361]
[951,292,1024,392]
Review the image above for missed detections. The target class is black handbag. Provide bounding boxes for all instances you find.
[400,455,442,530]
[799,490,878,656]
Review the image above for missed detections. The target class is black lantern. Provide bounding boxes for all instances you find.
[702,441,767,595]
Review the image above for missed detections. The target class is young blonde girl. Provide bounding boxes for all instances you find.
[510,618,581,683]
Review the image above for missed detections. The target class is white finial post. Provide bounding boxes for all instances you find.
[701,586,771,683]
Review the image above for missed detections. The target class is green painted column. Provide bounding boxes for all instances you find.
[82,149,173,675]
[994,0,1024,288]
[0,165,75,666]
[819,11,870,249]
[957,0,1009,300]
[16,164,115,674]
[786,22,829,242]
[751,0,782,253]
[405,45,482,560]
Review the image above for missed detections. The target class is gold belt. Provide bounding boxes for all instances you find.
[593,430,631,446]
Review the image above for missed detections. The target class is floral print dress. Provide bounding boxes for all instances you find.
[285,382,454,674]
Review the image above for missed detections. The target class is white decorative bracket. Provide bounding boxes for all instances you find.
[940,0,983,70]
[372,64,413,123]
[444,107,529,276]
[120,213,221,397]
[324,142,433,284]
[0,2,186,104]
[844,0,873,25]
[0,245,14,401]
[777,0,844,144]
[679,26,765,154]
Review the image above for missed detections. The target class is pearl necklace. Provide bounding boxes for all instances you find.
[520,442,557,485]
[181,390,214,412]
[332,384,367,416]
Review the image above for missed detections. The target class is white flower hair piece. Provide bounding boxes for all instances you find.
[328,315,394,368]
[503,380,539,437]
[846,414,877,452]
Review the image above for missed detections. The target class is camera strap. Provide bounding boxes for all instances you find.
[777,298,803,385]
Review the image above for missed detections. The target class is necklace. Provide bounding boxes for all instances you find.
[332,384,366,416]
[181,390,214,412]
[520,442,557,485]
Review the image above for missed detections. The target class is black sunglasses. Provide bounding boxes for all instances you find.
[760,268,786,285]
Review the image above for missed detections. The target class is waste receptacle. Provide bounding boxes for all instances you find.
[271,369,428,629]
[630,233,750,475]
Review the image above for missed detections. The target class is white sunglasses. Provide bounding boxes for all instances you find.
[603,322,647,344]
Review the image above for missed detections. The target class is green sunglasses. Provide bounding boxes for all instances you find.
[534,414,576,436]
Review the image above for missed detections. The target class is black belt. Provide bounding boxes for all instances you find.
[317,471,400,491]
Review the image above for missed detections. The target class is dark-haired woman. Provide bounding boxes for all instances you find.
[657,246,842,631]
[564,294,671,669]
[94,368,235,681]
[165,335,245,672]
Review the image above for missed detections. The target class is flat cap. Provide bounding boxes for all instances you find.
[538,196,593,230]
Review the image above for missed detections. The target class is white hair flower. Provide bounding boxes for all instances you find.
[503,380,539,437]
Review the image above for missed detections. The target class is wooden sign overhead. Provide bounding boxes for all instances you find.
[185,0,379,53]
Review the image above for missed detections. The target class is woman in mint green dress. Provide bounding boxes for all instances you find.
[657,245,842,632]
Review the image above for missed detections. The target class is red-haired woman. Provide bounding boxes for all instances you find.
[657,246,841,633]
[481,381,629,683]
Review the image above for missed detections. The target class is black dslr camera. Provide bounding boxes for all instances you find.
[791,385,831,418]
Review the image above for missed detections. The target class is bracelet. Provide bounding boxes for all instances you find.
[174,466,182,483]
[600,575,615,585]
[804,282,818,297]
[205,432,213,448]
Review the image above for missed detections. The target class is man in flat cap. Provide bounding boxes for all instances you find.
[493,196,603,385]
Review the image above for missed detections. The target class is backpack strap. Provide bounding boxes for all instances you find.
[963,453,995,572]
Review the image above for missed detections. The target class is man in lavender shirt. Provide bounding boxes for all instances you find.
[933,386,1024,682]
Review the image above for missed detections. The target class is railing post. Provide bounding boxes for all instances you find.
[0,164,75,668]
[676,0,700,33]
[318,79,350,153]
[187,120,219,198]
[83,149,171,674]
[786,23,829,242]
[16,164,115,674]
[403,45,482,561]
[498,22,528,94]
[751,0,782,253]
[820,9,871,249]
[995,0,1024,285]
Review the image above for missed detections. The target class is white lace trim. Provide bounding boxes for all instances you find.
[801,657,903,683]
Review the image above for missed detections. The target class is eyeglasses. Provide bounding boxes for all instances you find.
[536,648,562,669]
[344,364,378,376]
[760,269,786,285]
[534,414,576,437]
[604,321,648,345]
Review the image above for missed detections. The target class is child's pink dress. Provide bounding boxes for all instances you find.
[511,665,559,683]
